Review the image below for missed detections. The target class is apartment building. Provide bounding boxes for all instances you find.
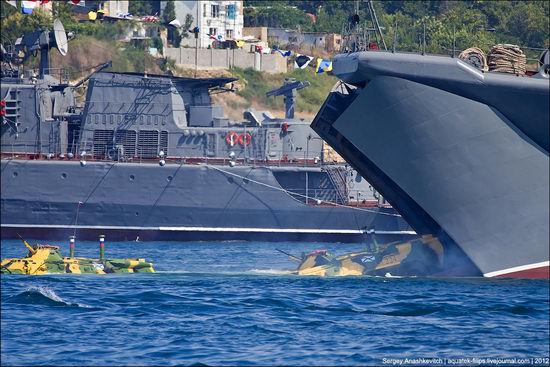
[162,1,244,48]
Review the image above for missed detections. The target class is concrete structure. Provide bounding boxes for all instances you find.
[267,28,342,52]
[243,27,268,43]
[164,47,287,73]
[161,1,244,48]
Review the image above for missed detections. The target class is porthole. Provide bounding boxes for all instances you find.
[61,173,67,179]
[135,212,139,216]
[167,175,173,182]
[12,171,18,177]
[129,174,135,181]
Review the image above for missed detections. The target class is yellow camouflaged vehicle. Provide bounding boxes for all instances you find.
[280,235,444,277]
[1,237,154,275]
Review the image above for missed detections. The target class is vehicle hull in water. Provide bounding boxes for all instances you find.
[311,51,549,278]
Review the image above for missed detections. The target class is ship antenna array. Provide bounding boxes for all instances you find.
[341,0,387,53]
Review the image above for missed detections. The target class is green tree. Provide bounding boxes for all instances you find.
[162,0,176,24]
[181,14,194,39]
[129,1,153,16]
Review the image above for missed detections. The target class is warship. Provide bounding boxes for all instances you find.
[311,21,549,277]
[0,19,413,243]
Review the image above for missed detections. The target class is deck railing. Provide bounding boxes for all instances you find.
[0,140,341,168]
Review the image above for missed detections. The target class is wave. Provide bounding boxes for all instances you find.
[246,269,294,275]
[5,286,93,309]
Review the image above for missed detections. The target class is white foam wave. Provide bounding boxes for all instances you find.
[247,269,294,275]
[27,286,91,308]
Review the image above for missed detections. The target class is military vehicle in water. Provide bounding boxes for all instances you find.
[281,235,444,277]
[0,19,413,243]
[1,235,154,275]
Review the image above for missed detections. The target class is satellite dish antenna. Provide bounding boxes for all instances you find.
[53,19,68,56]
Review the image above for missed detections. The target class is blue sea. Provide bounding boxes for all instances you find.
[1,239,549,366]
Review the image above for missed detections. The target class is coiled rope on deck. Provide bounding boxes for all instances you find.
[488,44,526,75]
[458,47,488,71]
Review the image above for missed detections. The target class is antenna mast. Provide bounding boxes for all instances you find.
[341,0,387,53]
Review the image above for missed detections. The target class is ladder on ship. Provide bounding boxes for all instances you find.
[323,166,349,205]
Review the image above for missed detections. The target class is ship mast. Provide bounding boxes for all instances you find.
[341,0,387,53]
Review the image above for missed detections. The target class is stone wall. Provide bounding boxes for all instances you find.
[165,48,287,74]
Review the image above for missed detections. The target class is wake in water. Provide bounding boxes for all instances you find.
[4,286,92,309]
[246,269,294,275]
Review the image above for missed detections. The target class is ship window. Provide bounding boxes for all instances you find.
[147,115,151,125]
[94,115,99,124]
[129,174,135,181]
[12,171,18,177]
[161,117,166,126]
[167,175,173,182]
[102,114,107,124]
[61,173,67,179]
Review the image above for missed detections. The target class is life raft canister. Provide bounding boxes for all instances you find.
[238,132,252,146]
[225,131,239,146]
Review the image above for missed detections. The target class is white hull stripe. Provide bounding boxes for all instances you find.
[484,261,550,278]
[0,223,416,236]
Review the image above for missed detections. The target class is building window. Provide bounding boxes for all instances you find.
[203,3,207,17]
[226,4,236,20]
[209,28,217,36]
[226,29,234,39]
[211,4,220,18]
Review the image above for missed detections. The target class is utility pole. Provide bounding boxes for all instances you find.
[194,1,199,78]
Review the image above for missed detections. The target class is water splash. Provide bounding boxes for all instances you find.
[5,286,91,308]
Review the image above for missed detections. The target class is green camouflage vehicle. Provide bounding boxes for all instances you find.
[1,236,154,275]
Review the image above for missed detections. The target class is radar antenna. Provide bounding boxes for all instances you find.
[1,18,74,78]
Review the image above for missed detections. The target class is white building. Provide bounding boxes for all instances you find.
[97,1,129,17]
[161,1,244,48]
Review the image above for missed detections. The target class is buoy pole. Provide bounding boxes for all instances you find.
[99,235,105,261]
[69,235,75,258]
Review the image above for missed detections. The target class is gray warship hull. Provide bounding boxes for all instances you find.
[1,159,412,242]
[312,51,549,278]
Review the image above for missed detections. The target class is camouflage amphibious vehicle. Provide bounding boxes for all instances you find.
[284,235,444,277]
[1,236,154,275]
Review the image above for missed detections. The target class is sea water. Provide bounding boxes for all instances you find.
[1,239,549,366]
